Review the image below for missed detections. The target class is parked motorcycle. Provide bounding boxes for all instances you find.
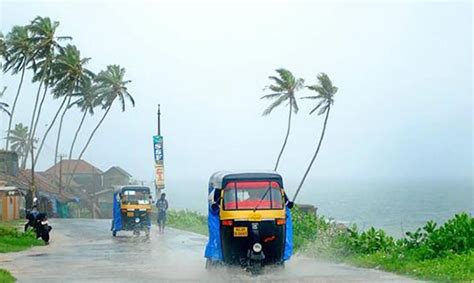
[25,208,52,244]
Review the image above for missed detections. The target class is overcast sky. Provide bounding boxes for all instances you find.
[0,0,472,194]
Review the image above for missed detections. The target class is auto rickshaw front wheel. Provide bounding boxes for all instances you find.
[246,261,263,276]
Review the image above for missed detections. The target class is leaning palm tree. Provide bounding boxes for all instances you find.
[67,77,100,160]
[0,87,10,117]
[292,73,338,202]
[78,65,134,160]
[66,65,134,188]
[27,17,71,157]
[261,68,304,171]
[6,123,31,169]
[34,44,93,166]
[3,26,35,150]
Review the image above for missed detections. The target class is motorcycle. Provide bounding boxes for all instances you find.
[25,209,52,244]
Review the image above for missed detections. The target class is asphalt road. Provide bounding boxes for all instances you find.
[0,219,418,282]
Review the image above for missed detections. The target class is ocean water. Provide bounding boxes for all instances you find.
[164,177,473,238]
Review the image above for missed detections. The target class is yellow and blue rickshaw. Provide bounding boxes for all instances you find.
[205,171,293,274]
[111,185,152,237]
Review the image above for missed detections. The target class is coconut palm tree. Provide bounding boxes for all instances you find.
[292,73,338,202]
[3,26,35,150]
[0,87,10,117]
[67,77,100,160]
[78,65,134,160]
[34,44,93,166]
[27,16,71,156]
[66,65,134,188]
[261,68,304,171]
[5,123,34,169]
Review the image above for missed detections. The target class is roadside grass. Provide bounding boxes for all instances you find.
[0,222,43,253]
[166,210,208,236]
[0,269,15,283]
[349,251,474,282]
[164,207,474,281]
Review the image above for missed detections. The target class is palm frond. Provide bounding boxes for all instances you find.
[309,100,325,115]
[260,93,283,100]
[262,94,289,116]
[318,104,329,116]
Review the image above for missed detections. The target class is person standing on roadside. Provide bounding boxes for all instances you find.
[156,193,168,233]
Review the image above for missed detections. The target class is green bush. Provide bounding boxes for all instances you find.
[347,227,396,254]
[401,212,474,260]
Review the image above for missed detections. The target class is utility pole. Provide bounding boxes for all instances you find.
[157,104,161,136]
[58,154,66,195]
[30,141,36,200]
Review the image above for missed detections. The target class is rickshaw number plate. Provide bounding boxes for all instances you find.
[127,212,134,217]
[233,227,248,237]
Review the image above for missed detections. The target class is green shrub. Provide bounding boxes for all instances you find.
[402,212,474,259]
[347,227,396,254]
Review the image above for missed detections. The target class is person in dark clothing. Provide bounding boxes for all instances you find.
[156,193,168,233]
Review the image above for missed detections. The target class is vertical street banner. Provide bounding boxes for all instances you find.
[153,135,165,190]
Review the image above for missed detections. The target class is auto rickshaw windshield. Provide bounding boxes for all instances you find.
[223,181,283,210]
[122,190,150,204]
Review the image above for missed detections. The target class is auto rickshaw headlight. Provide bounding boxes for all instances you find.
[253,243,262,253]
[135,217,140,223]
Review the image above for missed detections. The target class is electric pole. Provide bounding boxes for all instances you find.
[58,154,66,195]
[157,104,161,136]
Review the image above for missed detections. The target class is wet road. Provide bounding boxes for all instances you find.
[0,219,418,282]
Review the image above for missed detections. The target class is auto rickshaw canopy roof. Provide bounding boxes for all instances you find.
[113,185,151,194]
[209,170,283,190]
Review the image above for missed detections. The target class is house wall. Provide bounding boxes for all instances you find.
[0,193,22,221]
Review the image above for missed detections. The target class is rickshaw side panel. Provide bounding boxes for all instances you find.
[204,182,224,261]
[112,192,123,231]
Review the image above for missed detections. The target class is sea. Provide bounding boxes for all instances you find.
[163,177,473,238]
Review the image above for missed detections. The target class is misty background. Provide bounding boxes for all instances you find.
[1,0,472,235]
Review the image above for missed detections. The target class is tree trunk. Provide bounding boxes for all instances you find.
[274,99,293,171]
[68,110,87,160]
[34,95,69,166]
[20,145,28,169]
[66,106,111,189]
[25,80,43,166]
[31,83,49,140]
[54,96,72,165]
[5,64,26,150]
[292,106,331,203]
[27,83,49,176]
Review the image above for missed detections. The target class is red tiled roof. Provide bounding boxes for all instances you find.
[17,169,76,201]
[45,160,103,176]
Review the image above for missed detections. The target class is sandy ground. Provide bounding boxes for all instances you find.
[0,219,420,282]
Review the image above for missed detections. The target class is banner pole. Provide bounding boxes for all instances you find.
[157,104,161,136]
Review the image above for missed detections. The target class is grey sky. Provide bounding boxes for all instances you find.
[0,0,472,195]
